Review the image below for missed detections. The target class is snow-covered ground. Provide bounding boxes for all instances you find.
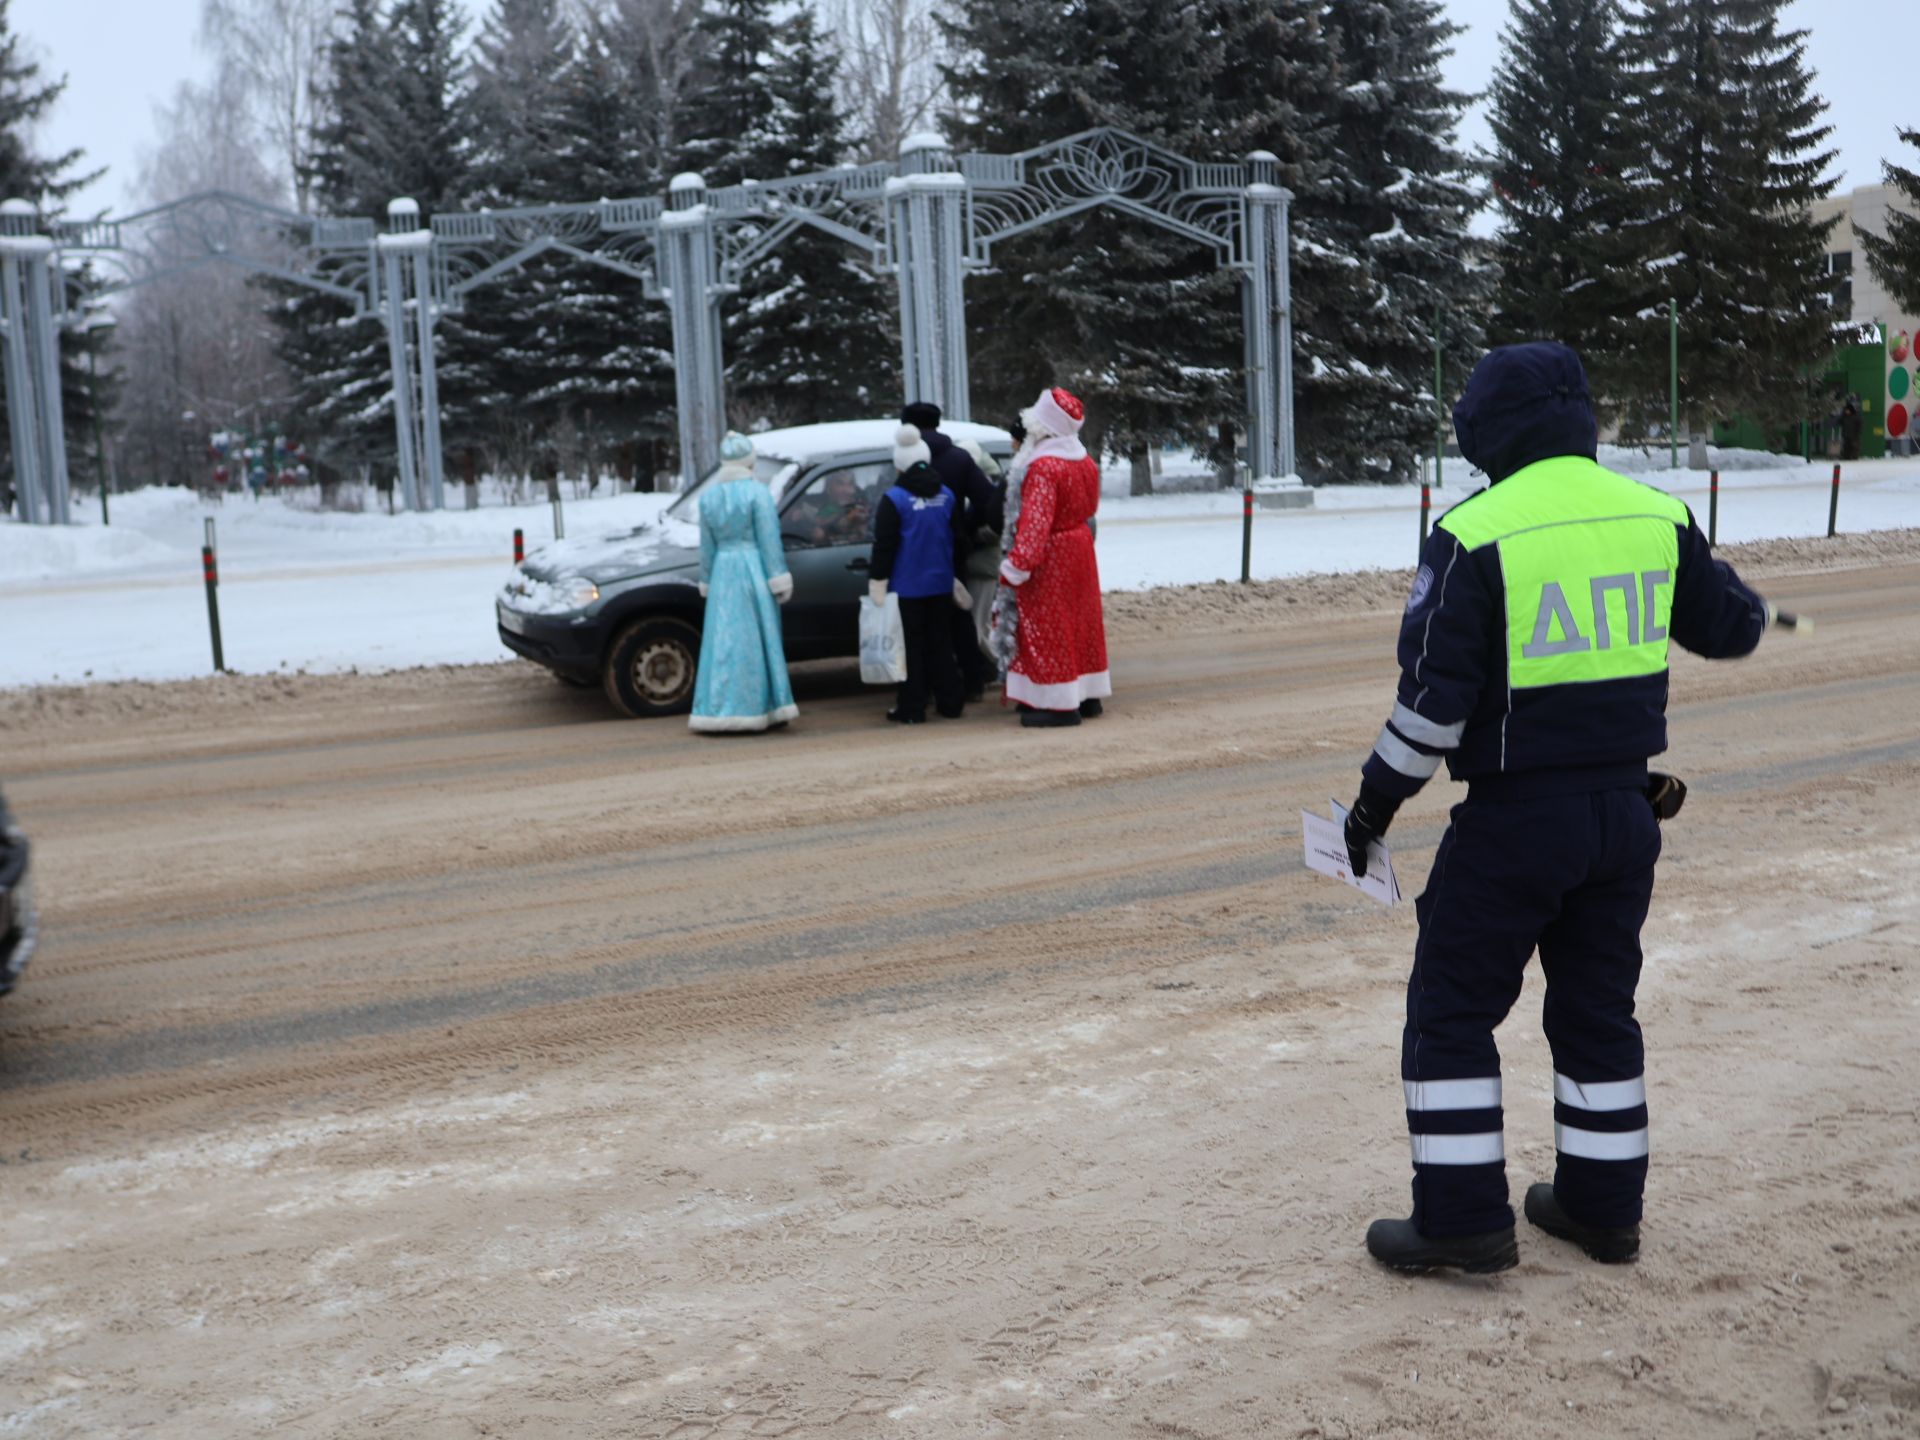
[3,449,1916,688]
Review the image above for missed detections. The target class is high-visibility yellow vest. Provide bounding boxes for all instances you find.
[1437,457,1690,692]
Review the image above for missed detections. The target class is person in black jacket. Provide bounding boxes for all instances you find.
[1839,397,1862,461]
[1345,342,1782,1276]
[902,401,1003,698]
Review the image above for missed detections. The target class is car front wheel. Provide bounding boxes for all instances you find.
[603,616,700,718]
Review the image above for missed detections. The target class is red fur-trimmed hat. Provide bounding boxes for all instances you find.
[1033,386,1085,437]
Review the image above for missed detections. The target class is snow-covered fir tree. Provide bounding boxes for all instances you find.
[466,0,575,207]
[522,8,687,482]
[673,0,776,185]
[277,0,484,488]
[727,9,896,428]
[939,0,1247,469]
[0,0,93,207]
[1486,0,1639,410]
[1856,130,1920,318]
[940,0,1478,482]
[1311,0,1482,482]
[1212,0,1404,485]
[459,0,580,474]
[1613,0,1837,437]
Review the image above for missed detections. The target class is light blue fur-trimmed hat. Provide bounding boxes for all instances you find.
[719,430,754,462]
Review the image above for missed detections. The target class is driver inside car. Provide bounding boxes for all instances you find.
[790,471,872,547]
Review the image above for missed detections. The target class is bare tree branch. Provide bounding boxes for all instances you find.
[198,0,338,212]
[818,0,941,164]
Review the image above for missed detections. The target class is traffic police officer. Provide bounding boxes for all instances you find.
[1345,342,1776,1273]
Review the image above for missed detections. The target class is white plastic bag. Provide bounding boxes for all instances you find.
[859,592,908,684]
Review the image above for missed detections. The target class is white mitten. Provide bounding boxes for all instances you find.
[768,571,794,605]
[868,579,888,605]
[698,581,709,598]
[952,578,974,611]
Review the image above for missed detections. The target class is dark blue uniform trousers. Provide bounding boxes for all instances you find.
[1403,786,1660,1236]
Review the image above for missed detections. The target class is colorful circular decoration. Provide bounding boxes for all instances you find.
[1889,403,1911,439]
[1894,331,1912,364]
[1892,367,1912,402]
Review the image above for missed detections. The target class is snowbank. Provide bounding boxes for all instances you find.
[3,456,1917,689]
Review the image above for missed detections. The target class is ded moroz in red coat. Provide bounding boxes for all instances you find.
[1000,436,1112,711]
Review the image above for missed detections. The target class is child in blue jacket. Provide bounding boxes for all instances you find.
[869,425,968,723]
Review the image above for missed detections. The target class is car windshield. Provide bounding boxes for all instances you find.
[665,454,798,525]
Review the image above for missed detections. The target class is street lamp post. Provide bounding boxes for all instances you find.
[1666,296,1679,471]
[1433,305,1445,490]
[83,308,116,525]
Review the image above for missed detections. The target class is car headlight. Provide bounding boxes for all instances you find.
[558,577,600,609]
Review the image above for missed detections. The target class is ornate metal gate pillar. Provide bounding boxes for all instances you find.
[661,173,727,488]
[374,198,447,510]
[404,219,446,512]
[1240,153,1297,484]
[889,134,971,422]
[0,199,72,524]
[378,200,426,510]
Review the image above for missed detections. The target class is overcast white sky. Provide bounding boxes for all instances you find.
[11,0,1892,220]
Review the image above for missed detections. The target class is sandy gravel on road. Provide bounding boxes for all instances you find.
[1,552,1917,1439]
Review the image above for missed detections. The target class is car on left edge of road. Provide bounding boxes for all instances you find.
[0,791,36,998]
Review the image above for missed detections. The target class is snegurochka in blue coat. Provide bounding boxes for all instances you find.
[689,432,798,734]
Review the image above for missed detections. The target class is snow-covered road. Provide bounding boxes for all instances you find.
[4,451,1917,687]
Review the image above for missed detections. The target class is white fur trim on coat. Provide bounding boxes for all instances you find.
[689,703,799,733]
[1027,434,1088,464]
[999,559,1030,586]
[1006,670,1111,710]
[768,571,793,601]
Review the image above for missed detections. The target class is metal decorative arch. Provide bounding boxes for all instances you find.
[0,192,379,524]
[4,127,1293,523]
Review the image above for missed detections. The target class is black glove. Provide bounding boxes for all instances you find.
[1344,783,1401,878]
[1645,772,1687,822]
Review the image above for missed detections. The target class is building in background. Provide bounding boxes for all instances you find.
[1714,183,1916,459]
[1815,184,1917,457]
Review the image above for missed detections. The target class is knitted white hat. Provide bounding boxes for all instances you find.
[893,423,932,472]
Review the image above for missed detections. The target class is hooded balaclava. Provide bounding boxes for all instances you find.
[1451,342,1598,484]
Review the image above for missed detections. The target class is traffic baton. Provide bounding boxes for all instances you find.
[1419,482,1431,552]
[1772,606,1814,636]
[202,517,226,673]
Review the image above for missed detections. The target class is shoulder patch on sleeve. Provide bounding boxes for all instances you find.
[1405,563,1435,614]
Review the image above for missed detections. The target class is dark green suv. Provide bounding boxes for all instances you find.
[497,419,1012,717]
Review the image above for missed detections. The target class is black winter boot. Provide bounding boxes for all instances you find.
[1079,698,1104,718]
[886,708,925,724]
[1524,1183,1640,1263]
[1365,1217,1518,1274]
[1020,708,1081,728]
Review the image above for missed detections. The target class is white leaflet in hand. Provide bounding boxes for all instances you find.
[1304,804,1399,905]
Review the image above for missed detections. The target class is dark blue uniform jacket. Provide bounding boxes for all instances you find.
[1362,344,1769,803]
